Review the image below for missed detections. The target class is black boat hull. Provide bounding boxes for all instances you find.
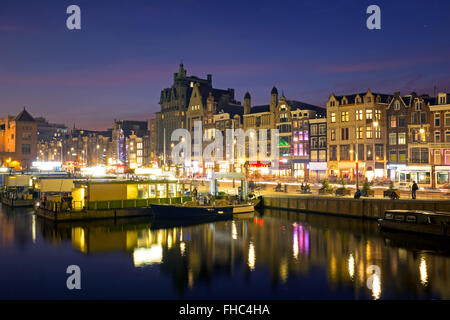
[151,204,234,220]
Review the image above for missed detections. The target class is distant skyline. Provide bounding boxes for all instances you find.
[1,0,450,130]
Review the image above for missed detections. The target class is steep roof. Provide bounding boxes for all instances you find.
[216,103,244,117]
[249,104,270,114]
[287,100,326,115]
[14,108,35,122]
[333,92,393,104]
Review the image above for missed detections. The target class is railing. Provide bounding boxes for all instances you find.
[86,196,193,210]
[40,196,193,213]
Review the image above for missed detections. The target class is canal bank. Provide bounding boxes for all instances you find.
[263,195,450,219]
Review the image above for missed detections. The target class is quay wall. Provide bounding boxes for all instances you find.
[263,196,450,219]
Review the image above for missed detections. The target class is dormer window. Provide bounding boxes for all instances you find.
[394,101,400,110]
[416,102,422,111]
[440,96,446,105]
[280,104,286,111]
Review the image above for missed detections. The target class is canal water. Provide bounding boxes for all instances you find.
[0,204,449,299]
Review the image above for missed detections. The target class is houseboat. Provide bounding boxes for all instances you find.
[150,200,254,220]
[378,210,450,237]
[35,178,192,221]
[1,174,34,207]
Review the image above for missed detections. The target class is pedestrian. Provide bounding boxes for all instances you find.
[411,181,418,199]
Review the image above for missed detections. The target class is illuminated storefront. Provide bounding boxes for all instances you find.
[308,162,327,181]
[398,166,431,185]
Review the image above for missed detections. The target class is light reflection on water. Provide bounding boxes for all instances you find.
[0,204,449,299]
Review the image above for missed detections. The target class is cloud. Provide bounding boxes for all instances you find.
[318,55,449,74]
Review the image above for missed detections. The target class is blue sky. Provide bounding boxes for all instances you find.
[1,0,449,129]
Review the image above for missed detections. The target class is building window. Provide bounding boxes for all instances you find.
[399,150,407,162]
[311,150,318,161]
[319,150,326,161]
[375,144,384,160]
[434,150,442,165]
[330,145,337,161]
[375,109,381,120]
[421,148,429,163]
[22,132,32,140]
[319,137,326,148]
[435,113,440,127]
[411,112,418,124]
[394,101,400,110]
[398,133,406,145]
[310,125,317,136]
[366,126,373,139]
[415,102,422,111]
[398,116,406,127]
[341,127,349,140]
[340,145,350,161]
[446,131,450,142]
[22,144,31,154]
[319,124,326,135]
[311,137,318,149]
[390,151,397,162]
[331,112,336,123]
[366,145,373,160]
[420,112,427,124]
[358,144,364,161]
[341,111,349,122]
[435,131,441,142]
[375,127,381,139]
[356,127,363,139]
[366,109,373,120]
[389,133,397,145]
[331,129,336,141]
[411,148,429,163]
[390,116,397,127]
[445,113,450,126]
[356,110,363,120]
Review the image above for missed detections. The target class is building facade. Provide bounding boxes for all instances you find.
[309,117,327,182]
[0,108,38,169]
[327,90,392,182]
[156,63,214,164]
[429,92,450,188]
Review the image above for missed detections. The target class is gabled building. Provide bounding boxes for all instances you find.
[386,92,411,181]
[405,94,436,186]
[0,108,38,169]
[156,63,214,164]
[326,89,392,182]
[429,92,450,188]
[309,117,327,182]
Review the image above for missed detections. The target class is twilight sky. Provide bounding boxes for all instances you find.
[1,0,450,130]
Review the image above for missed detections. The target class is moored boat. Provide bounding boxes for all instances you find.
[378,210,450,237]
[150,200,254,220]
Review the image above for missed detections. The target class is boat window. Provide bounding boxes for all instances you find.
[385,213,394,220]
[406,215,417,223]
[394,215,405,222]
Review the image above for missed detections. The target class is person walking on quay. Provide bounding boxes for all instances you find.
[411,181,419,199]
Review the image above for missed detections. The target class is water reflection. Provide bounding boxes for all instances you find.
[1,205,450,299]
